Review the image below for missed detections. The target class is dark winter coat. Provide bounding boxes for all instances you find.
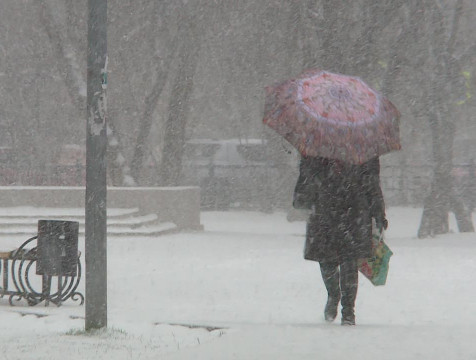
[294,156,386,263]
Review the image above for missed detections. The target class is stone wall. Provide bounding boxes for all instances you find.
[0,186,202,230]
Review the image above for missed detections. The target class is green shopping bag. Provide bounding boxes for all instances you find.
[358,224,393,286]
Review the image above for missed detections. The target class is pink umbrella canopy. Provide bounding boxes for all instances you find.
[263,69,401,164]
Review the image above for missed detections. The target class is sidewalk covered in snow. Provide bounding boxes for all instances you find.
[0,207,475,359]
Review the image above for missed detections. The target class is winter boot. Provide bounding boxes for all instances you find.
[320,262,341,322]
[340,259,358,326]
[341,308,356,326]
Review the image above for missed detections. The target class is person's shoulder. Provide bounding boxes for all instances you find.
[301,156,325,166]
[365,157,380,166]
[359,157,380,174]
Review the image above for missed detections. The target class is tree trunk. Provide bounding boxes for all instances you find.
[158,38,201,186]
[129,1,178,184]
[37,0,133,186]
[417,0,473,237]
[130,70,170,184]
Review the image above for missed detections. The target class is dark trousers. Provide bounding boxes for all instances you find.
[320,259,358,312]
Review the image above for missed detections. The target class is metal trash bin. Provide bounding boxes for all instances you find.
[36,220,79,277]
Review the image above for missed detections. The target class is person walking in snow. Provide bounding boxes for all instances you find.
[293,155,387,325]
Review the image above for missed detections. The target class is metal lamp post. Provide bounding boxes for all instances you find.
[85,0,108,330]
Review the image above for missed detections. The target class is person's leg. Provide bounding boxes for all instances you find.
[340,259,358,325]
[320,261,340,322]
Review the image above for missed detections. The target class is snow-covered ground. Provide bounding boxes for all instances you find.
[0,207,475,359]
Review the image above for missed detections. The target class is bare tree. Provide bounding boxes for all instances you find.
[417,0,474,237]
[36,0,135,186]
[3,0,476,207]
[157,2,206,186]
[299,0,474,235]
[129,1,177,184]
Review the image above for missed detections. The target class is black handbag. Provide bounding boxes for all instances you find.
[292,173,319,210]
[292,157,323,210]
[292,181,312,209]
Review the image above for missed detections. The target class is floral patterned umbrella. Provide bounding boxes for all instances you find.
[263,69,401,164]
